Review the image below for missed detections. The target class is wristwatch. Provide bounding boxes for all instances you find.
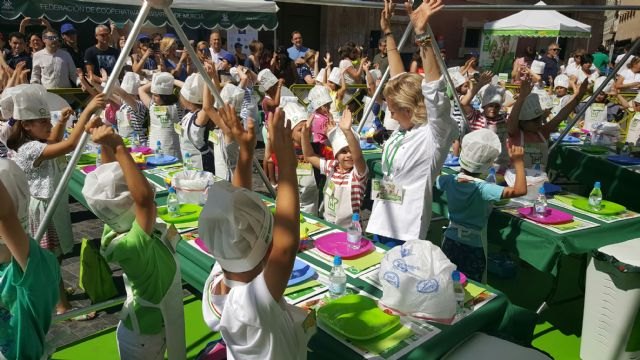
[415,32,432,47]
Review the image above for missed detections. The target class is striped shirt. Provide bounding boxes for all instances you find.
[121,100,149,144]
[466,109,506,131]
[320,159,368,216]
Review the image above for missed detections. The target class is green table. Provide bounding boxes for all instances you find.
[367,160,640,275]
[68,165,520,360]
[548,144,640,212]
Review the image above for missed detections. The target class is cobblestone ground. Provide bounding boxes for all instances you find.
[47,148,382,350]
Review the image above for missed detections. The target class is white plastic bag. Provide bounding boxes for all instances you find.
[172,170,216,205]
[379,240,457,321]
[505,168,548,201]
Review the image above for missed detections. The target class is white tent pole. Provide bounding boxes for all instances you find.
[163,7,277,198]
[549,36,640,152]
[35,1,152,242]
[356,24,413,134]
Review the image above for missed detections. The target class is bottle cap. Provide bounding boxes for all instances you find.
[333,255,342,266]
[169,186,176,193]
[489,167,496,174]
[538,186,545,194]
[452,270,460,282]
[594,181,601,189]
[157,140,161,146]
[352,213,360,221]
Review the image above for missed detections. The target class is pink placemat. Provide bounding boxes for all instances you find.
[82,165,97,174]
[314,232,374,259]
[131,146,152,155]
[517,207,574,224]
[194,238,211,254]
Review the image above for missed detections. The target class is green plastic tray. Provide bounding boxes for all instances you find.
[572,198,626,215]
[157,204,202,224]
[77,153,97,165]
[317,294,400,340]
[581,145,609,155]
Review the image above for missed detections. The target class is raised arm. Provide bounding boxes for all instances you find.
[406,0,444,83]
[138,82,152,108]
[300,114,321,169]
[615,88,631,109]
[264,108,299,301]
[542,78,588,135]
[507,78,532,137]
[38,94,106,162]
[381,0,405,77]
[340,109,367,175]
[501,145,527,198]
[263,78,284,109]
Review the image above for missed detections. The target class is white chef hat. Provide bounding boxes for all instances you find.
[519,93,545,121]
[379,240,456,320]
[594,76,613,94]
[0,159,30,241]
[82,162,136,234]
[257,69,278,92]
[480,85,505,107]
[121,72,141,95]
[279,86,299,107]
[151,72,175,95]
[327,67,342,85]
[307,85,333,111]
[327,126,357,157]
[180,73,205,104]
[218,83,245,112]
[316,68,327,84]
[459,129,502,174]
[283,101,309,129]
[530,60,546,75]
[448,67,467,89]
[198,181,273,273]
[1,84,51,121]
[554,74,569,89]
[229,67,241,84]
[0,85,26,120]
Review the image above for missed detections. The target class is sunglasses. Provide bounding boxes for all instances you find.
[550,48,560,51]
[44,35,59,41]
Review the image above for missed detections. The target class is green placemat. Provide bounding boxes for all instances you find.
[343,250,384,273]
[284,279,322,296]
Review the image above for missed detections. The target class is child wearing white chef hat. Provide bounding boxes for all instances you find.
[199,107,315,360]
[301,108,368,227]
[5,84,105,315]
[437,129,527,282]
[81,125,186,360]
[0,159,60,360]
[112,71,149,144]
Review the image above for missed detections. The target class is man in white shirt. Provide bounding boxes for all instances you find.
[30,29,78,89]
[209,30,230,65]
[615,43,636,68]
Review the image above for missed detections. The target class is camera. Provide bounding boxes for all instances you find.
[150,43,160,51]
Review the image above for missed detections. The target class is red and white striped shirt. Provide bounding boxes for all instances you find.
[466,109,506,131]
[319,159,368,226]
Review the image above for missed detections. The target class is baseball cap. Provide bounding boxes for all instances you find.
[219,52,236,66]
[137,33,151,42]
[60,23,77,34]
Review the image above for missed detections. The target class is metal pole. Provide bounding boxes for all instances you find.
[163,8,277,198]
[356,24,413,134]
[274,0,640,11]
[35,1,152,242]
[549,37,640,152]
[425,25,469,135]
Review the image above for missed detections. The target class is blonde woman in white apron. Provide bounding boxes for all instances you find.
[82,128,186,360]
[507,79,588,170]
[139,72,183,160]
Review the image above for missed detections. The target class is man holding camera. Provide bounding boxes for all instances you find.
[60,23,84,70]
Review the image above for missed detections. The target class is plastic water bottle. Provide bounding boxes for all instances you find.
[588,181,603,211]
[131,131,141,148]
[346,213,362,250]
[452,271,466,315]
[95,148,102,167]
[155,140,163,158]
[584,133,591,146]
[534,186,548,217]
[183,152,193,172]
[486,168,497,184]
[167,187,180,217]
[329,256,347,299]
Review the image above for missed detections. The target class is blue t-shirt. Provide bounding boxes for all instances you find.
[287,45,308,62]
[0,238,60,360]
[436,174,504,247]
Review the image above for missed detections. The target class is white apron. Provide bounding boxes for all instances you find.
[116,105,135,139]
[297,161,318,216]
[322,172,354,228]
[584,103,608,131]
[446,220,488,283]
[487,120,509,171]
[103,224,186,360]
[149,103,182,159]
[179,111,213,172]
[521,131,549,170]
[626,113,640,145]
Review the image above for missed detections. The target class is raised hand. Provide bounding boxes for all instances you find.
[217,103,256,150]
[380,0,395,33]
[338,108,353,132]
[508,144,524,163]
[85,93,107,114]
[478,71,494,87]
[404,0,444,34]
[268,108,295,167]
[519,78,533,98]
